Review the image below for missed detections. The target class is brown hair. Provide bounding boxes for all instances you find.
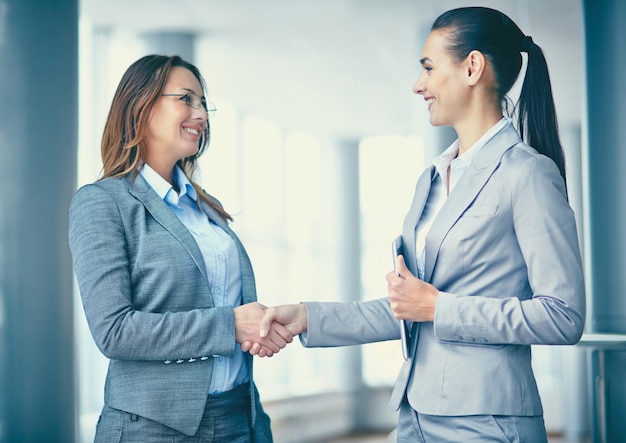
[100,54,232,222]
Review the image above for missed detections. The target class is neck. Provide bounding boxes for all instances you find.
[452,87,503,154]
[144,158,176,187]
[454,111,503,155]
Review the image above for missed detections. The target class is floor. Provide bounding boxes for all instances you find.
[322,431,590,443]
[324,432,390,443]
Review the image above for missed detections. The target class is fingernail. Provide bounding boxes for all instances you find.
[260,329,267,338]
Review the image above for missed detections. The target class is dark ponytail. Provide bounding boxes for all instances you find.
[518,41,566,186]
[432,7,567,187]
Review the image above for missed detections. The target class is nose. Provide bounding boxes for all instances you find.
[412,71,426,95]
[192,106,208,122]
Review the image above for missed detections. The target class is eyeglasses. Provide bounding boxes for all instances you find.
[160,92,217,117]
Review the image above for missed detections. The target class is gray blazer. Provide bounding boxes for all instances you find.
[69,174,266,437]
[302,123,585,416]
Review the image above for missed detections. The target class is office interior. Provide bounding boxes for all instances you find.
[0,0,624,442]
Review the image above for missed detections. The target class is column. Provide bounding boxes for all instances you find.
[583,0,626,334]
[142,32,196,62]
[0,0,78,442]
[327,139,365,426]
[582,0,626,441]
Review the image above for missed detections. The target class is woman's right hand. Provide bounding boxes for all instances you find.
[234,302,294,357]
[259,304,308,339]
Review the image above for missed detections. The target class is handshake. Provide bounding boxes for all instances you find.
[234,302,308,357]
[232,254,437,357]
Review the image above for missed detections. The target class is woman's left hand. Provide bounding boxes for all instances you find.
[234,302,293,357]
[386,255,439,322]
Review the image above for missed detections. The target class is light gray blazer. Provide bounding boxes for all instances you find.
[302,123,585,416]
[69,174,265,437]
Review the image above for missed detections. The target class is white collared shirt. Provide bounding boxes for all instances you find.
[415,118,509,279]
[139,164,249,394]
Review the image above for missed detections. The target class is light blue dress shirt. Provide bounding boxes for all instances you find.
[140,164,249,394]
[415,117,509,279]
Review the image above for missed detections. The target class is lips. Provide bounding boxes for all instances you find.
[425,96,435,111]
[182,124,203,137]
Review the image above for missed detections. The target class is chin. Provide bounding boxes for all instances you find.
[183,145,200,158]
[429,115,450,127]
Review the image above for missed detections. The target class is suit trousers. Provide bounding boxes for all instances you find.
[396,398,548,443]
[94,383,272,443]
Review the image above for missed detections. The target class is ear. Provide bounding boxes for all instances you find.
[465,50,487,86]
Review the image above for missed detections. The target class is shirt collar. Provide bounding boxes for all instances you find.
[432,117,510,178]
[139,163,197,203]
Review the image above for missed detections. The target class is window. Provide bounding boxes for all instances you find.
[358,135,424,385]
[201,113,346,398]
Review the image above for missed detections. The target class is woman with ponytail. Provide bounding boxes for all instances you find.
[257,6,585,442]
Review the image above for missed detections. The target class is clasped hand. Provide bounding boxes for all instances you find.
[237,303,308,358]
[234,302,293,357]
[387,254,439,322]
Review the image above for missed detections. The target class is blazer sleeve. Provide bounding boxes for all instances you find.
[300,298,400,347]
[434,154,586,345]
[69,183,236,361]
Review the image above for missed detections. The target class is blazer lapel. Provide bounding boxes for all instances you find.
[402,165,436,275]
[125,175,210,289]
[423,124,521,282]
[127,175,258,305]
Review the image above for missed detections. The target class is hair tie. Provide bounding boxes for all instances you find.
[520,35,534,53]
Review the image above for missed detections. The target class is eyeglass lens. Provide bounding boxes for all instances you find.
[189,95,205,110]
[190,95,216,116]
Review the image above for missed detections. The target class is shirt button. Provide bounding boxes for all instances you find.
[218,255,225,261]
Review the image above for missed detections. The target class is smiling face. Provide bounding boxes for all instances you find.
[144,66,208,177]
[412,30,472,128]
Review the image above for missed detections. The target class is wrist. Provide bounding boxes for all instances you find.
[299,303,308,331]
[430,289,440,322]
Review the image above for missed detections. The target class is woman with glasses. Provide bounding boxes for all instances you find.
[253,7,586,442]
[69,54,291,442]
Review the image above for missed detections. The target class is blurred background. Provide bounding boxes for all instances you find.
[1,0,625,442]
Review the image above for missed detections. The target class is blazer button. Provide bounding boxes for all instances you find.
[188,358,196,363]
[465,337,475,343]
[176,359,184,364]
[200,356,209,361]
[454,335,463,341]
[477,338,488,343]
[164,360,172,364]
